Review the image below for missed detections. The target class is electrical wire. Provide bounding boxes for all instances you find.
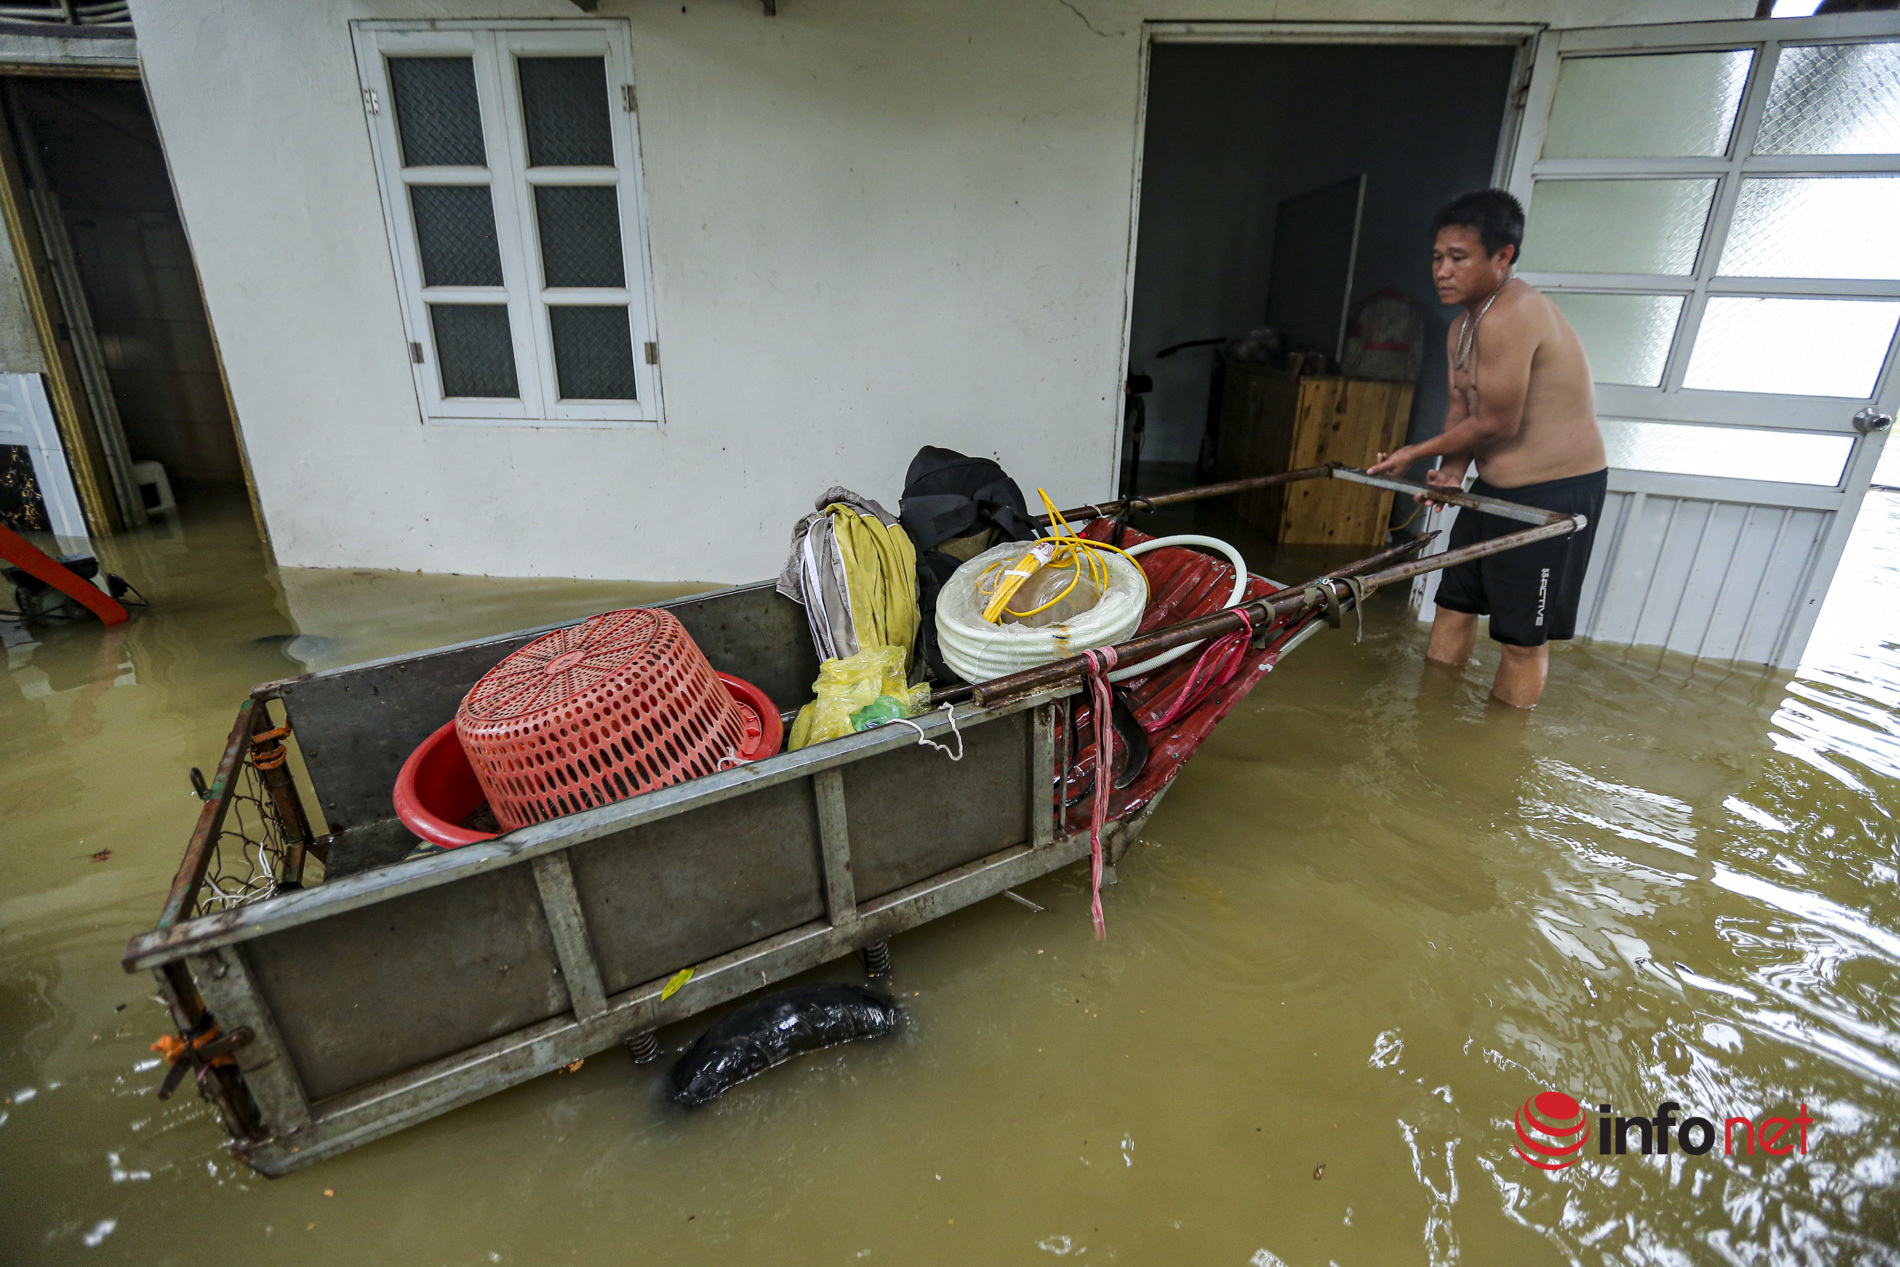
[979,488,1148,623]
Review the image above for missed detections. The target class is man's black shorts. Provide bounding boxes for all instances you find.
[1432,469,1607,648]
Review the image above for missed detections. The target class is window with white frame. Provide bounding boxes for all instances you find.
[352,21,661,426]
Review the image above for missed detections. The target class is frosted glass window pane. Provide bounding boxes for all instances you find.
[517,57,614,167]
[1720,177,1900,281]
[430,305,519,399]
[1602,419,1851,485]
[1550,293,1683,387]
[535,186,625,288]
[549,306,637,400]
[1684,297,1900,397]
[387,57,485,168]
[410,186,503,287]
[1758,42,1900,156]
[1543,51,1752,158]
[1524,180,1714,275]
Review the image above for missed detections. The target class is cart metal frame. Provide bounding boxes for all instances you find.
[124,581,1117,1175]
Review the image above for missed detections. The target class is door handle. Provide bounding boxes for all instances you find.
[1854,408,1893,435]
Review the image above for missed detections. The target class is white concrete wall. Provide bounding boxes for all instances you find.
[127,0,1748,583]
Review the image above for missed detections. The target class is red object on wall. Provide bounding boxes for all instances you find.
[0,522,129,625]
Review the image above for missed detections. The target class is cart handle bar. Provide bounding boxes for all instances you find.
[1037,462,1567,529]
[940,466,1582,707]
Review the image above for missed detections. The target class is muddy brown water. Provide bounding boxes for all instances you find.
[3,491,1898,1264]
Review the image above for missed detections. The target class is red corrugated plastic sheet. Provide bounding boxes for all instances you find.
[1060,519,1301,829]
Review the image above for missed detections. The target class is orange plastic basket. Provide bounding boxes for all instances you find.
[455,608,767,831]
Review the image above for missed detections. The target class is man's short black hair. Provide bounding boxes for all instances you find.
[1431,188,1525,263]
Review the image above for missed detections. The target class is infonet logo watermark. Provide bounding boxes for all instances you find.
[1513,1091,1814,1170]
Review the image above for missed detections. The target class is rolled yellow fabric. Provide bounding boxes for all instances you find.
[827,503,919,673]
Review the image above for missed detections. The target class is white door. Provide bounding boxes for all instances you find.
[0,372,86,544]
[1419,10,1900,669]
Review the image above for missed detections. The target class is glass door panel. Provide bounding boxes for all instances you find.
[1550,293,1683,387]
[1684,297,1900,397]
[1525,180,1714,275]
[1719,176,1900,279]
[1756,41,1900,155]
[1542,50,1754,158]
[1600,418,1853,484]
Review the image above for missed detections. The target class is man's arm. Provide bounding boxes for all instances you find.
[1367,305,1536,478]
[1428,360,1475,490]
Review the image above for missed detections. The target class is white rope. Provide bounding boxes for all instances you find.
[890,703,964,761]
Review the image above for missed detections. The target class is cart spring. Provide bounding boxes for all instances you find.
[860,940,893,978]
[623,1031,661,1065]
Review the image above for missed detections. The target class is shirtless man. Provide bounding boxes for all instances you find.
[1366,189,1607,708]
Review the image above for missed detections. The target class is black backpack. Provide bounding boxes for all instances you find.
[898,446,1039,683]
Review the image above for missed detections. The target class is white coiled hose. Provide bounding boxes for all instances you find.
[936,540,1147,684]
[1110,534,1250,682]
[935,533,1250,686]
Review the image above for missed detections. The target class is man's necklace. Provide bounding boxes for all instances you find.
[1454,278,1512,373]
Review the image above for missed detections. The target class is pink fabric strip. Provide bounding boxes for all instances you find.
[1082,645,1119,939]
[1145,608,1255,731]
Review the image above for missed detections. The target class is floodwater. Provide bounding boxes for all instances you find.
[4,488,1898,1264]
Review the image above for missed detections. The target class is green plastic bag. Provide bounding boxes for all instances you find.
[850,695,912,732]
[788,645,931,750]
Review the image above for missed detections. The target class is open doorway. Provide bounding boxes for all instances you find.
[1126,39,1520,507]
[0,74,241,530]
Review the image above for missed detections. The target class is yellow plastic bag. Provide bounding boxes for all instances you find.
[787,644,932,750]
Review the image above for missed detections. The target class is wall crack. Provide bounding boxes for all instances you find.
[1054,0,1113,38]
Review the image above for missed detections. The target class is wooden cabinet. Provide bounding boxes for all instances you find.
[1213,362,1414,548]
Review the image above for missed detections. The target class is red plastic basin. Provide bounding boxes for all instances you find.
[394,671,783,849]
